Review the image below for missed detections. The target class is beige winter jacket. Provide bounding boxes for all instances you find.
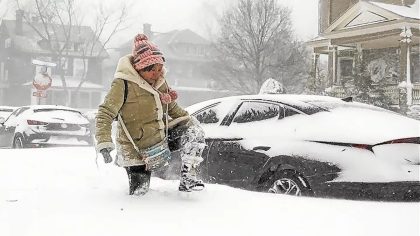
[95,55,189,166]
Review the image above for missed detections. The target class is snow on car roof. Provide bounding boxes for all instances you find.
[0,106,19,111]
[186,94,344,114]
[21,105,81,112]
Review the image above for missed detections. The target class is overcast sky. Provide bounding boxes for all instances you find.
[126,0,319,40]
[0,0,319,46]
[81,0,319,46]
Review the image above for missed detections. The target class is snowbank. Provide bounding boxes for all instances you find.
[0,147,419,236]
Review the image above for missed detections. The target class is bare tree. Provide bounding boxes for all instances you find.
[0,0,14,21]
[15,0,131,106]
[212,0,309,94]
[72,2,130,106]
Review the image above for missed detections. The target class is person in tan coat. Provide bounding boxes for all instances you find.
[95,34,205,195]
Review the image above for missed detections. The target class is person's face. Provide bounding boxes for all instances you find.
[141,64,163,82]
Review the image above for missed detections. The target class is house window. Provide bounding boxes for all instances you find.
[74,43,81,51]
[0,62,4,81]
[65,58,74,76]
[338,57,353,82]
[52,90,66,106]
[4,38,11,48]
[73,58,88,78]
[79,92,90,108]
[91,92,101,107]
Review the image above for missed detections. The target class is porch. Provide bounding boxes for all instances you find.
[327,83,420,105]
[307,1,420,108]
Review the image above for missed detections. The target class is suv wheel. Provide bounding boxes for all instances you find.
[12,134,26,149]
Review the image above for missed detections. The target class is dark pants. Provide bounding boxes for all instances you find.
[125,165,151,195]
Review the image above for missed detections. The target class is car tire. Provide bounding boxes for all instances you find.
[267,170,313,197]
[12,134,26,149]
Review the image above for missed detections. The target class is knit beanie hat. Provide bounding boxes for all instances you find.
[132,34,165,71]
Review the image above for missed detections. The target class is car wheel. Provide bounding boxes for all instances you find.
[268,170,313,196]
[12,134,26,149]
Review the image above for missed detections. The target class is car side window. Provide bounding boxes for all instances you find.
[282,107,300,119]
[232,102,281,123]
[4,107,28,123]
[7,108,20,120]
[14,107,29,117]
[194,104,221,124]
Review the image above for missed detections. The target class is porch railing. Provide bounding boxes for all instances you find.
[328,83,420,106]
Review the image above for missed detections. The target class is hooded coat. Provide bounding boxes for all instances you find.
[95,55,189,167]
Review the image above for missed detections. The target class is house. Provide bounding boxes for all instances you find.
[0,10,108,109]
[115,24,229,106]
[307,0,419,107]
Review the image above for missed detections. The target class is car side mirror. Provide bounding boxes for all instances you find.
[0,117,5,125]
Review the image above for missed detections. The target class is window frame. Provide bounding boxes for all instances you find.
[192,102,223,125]
[225,99,305,126]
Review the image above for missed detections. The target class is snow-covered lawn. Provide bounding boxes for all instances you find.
[0,147,419,236]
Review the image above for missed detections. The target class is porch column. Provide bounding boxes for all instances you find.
[312,53,320,91]
[328,45,338,85]
[400,26,413,106]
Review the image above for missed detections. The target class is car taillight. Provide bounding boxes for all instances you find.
[351,144,371,150]
[379,137,420,145]
[27,120,48,126]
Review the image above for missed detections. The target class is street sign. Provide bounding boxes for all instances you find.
[33,90,47,98]
[33,73,52,90]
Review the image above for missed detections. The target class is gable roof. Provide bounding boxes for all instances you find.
[307,0,419,51]
[1,20,108,58]
[153,29,210,45]
[324,1,418,34]
[370,1,419,19]
[118,29,211,62]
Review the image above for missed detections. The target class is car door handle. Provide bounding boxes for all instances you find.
[252,146,271,151]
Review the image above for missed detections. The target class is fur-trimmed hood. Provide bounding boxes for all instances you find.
[113,54,166,91]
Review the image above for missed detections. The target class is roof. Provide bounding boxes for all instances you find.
[153,29,210,45]
[118,29,211,62]
[324,1,419,34]
[370,1,419,19]
[1,20,108,58]
[308,0,420,50]
[23,77,104,90]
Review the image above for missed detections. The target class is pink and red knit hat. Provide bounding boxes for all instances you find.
[132,34,165,71]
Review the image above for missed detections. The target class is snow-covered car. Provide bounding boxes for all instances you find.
[0,105,93,148]
[82,109,98,135]
[165,94,420,201]
[0,106,18,120]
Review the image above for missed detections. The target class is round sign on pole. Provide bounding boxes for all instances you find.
[33,72,52,90]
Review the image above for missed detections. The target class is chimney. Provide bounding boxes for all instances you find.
[15,10,24,35]
[143,23,153,39]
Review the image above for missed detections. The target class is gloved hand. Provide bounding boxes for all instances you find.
[100,148,113,164]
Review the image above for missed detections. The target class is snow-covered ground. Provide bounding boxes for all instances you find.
[0,147,419,236]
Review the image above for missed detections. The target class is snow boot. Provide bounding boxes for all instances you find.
[126,166,151,196]
[179,163,205,192]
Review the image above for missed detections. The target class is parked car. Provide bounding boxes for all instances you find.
[0,106,18,120]
[162,94,420,201]
[82,109,98,135]
[0,105,93,148]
